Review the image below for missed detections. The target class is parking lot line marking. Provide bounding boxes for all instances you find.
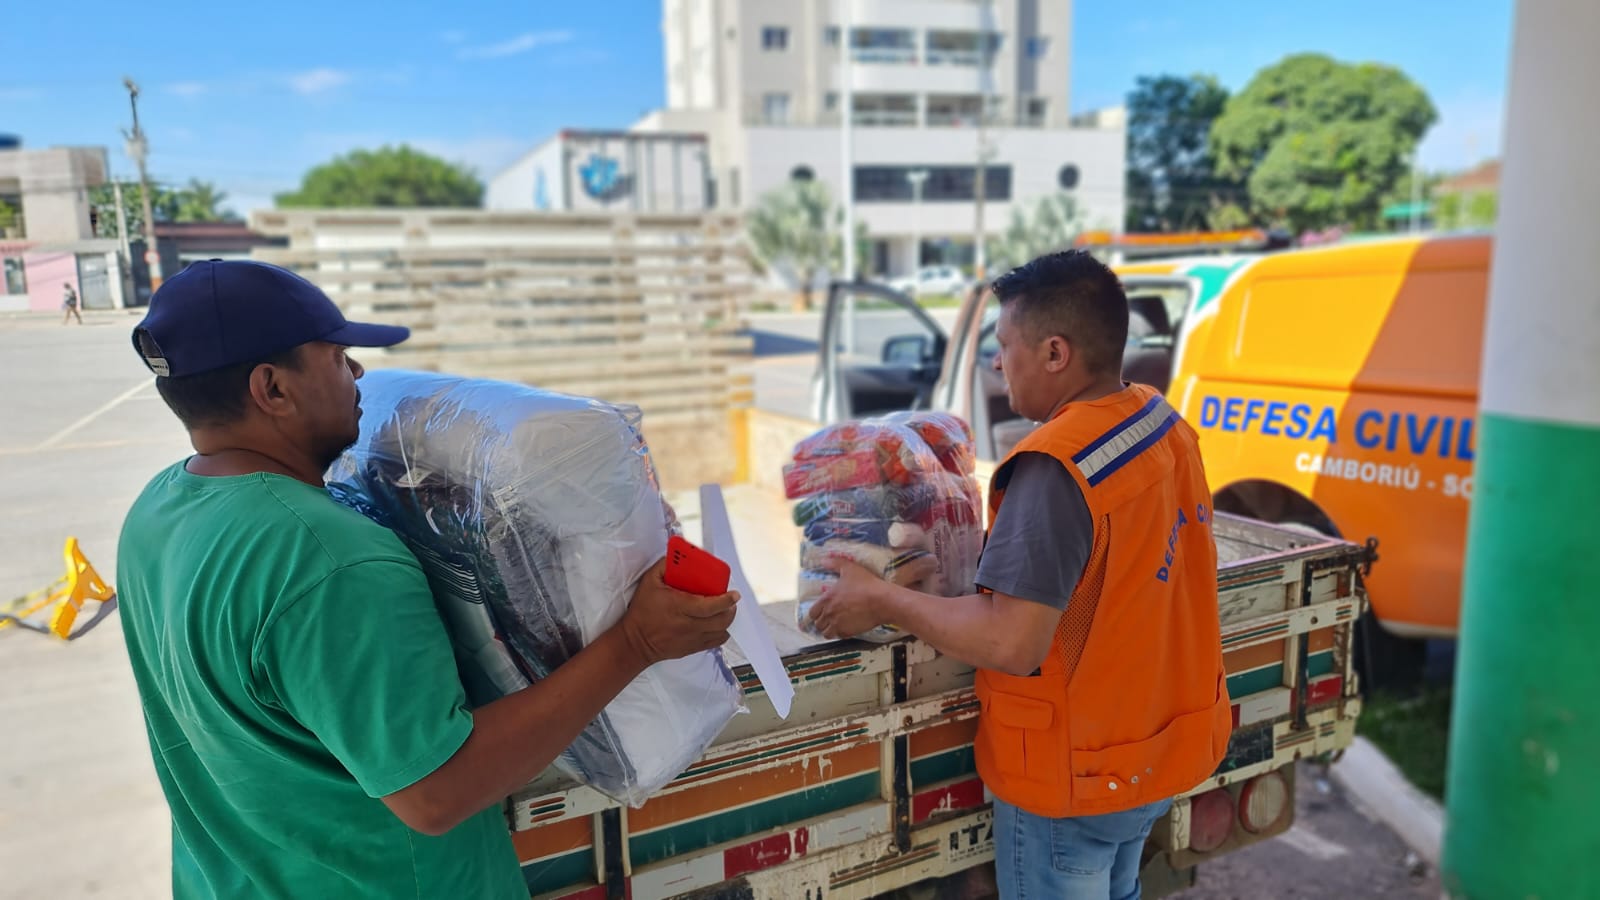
[0,437,175,457]
[35,380,152,451]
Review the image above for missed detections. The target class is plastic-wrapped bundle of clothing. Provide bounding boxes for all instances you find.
[325,370,742,807]
[786,411,984,641]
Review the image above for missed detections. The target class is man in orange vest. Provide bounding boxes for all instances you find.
[809,250,1230,900]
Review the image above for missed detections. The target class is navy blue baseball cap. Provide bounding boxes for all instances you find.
[133,259,410,377]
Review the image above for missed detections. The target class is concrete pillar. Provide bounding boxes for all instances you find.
[1442,2,1600,898]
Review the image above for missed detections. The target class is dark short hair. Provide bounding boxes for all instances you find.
[137,330,301,430]
[990,250,1129,375]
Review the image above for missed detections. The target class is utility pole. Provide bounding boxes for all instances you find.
[839,0,855,283]
[972,0,997,280]
[838,0,857,360]
[906,168,929,273]
[1443,1,1600,897]
[121,77,163,293]
[974,123,988,281]
[111,181,131,261]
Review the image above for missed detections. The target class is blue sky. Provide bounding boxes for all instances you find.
[0,0,1513,216]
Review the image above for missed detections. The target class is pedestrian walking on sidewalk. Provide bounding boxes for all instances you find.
[61,282,81,324]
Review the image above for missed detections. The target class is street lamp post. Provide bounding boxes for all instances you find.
[906,168,929,276]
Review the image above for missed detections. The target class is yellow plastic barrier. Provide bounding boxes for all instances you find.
[0,538,116,640]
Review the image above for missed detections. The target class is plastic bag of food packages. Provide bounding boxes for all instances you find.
[326,369,742,807]
[787,411,984,641]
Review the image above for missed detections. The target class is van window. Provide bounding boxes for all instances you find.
[1232,271,1485,396]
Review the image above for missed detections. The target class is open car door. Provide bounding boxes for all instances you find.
[812,280,949,423]
[932,284,1038,463]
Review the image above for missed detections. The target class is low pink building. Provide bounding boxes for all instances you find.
[0,143,126,312]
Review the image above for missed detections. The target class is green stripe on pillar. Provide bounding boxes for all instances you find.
[1445,413,1600,898]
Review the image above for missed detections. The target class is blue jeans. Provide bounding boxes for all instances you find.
[993,796,1174,900]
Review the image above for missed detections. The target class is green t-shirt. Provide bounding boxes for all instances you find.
[117,462,527,899]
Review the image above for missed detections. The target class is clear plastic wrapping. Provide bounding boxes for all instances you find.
[326,370,742,807]
[787,411,984,641]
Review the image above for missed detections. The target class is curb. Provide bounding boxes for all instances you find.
[1329,736,1445,866]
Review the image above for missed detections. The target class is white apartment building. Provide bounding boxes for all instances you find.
[634,0,1125,277]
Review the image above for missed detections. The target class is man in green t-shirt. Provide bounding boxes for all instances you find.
[118,260,738,899]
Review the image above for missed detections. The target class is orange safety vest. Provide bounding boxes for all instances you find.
[974,383,1231,818]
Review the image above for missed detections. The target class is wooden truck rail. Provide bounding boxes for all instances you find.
[504,513,1376,900]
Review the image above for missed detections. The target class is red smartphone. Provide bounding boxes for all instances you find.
[664,535,732,596]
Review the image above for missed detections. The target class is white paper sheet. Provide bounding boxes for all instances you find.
[698,484,794,719]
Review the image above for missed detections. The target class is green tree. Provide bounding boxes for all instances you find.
[89,179,233,239]
[174,179,234,222]
[1434,193,1461,227]
[89,181,181,239]
[1125,74,1243,231]
[1465,192,1498,227]
[1207,201,1253,231]
[276,145,484,208]
[988,193,1084,274]
[1211,54,1437,233]
[1435,191,1498,229]
[746,180,868,310]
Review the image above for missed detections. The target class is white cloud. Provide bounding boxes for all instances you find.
[287,68,351,96]
[166,81,208,98]
[1418,88,1505,173]
[457,30,574,61]
[440,29,467,44]
[0,87,44,101]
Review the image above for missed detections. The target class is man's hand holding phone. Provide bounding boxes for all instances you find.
[619,539,738,666]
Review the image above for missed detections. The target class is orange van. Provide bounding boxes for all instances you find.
[812,234,1488,681]
[1148,235,1489,675]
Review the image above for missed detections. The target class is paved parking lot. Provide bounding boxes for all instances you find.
[0,312,1440,899]
[0,312,182,899]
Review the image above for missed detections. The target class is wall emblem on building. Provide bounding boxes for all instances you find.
[579,153,634,203]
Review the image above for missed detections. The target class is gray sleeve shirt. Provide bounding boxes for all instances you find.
[974,452,1094,611]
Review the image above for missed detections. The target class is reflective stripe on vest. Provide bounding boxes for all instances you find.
[1071,394,1179,486]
